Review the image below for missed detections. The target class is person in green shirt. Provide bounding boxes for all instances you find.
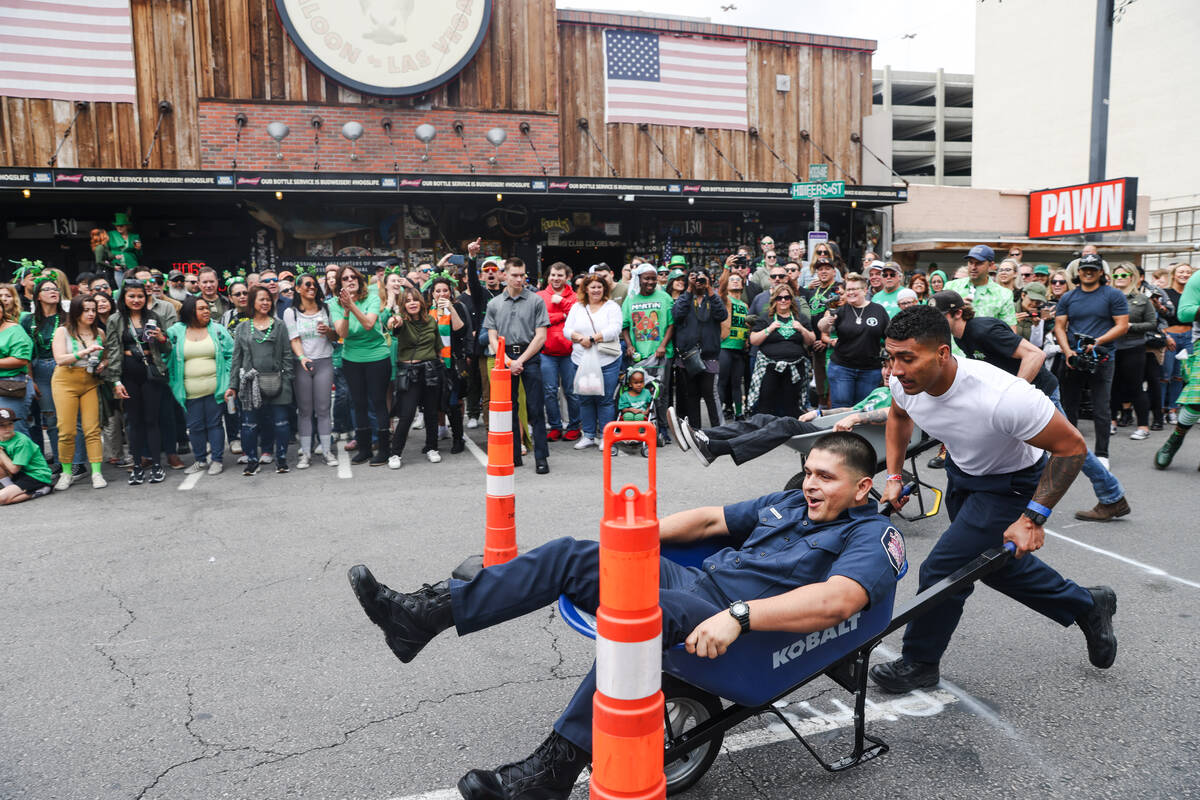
[680,364,894,466]
[0,407,53,503]
[0,300,34,437]
[101,212,141,283]
[871,263,906,318]
[621,264,676,444]
[330,265,391,466]
[718,271,750,419]
[944,245,1017,329]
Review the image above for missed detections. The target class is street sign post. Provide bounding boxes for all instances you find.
[790,180,845,200]
[809,163,829,182]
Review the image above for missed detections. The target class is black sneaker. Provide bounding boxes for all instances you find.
[276,461,289,474]
[690,427,715,467]
[347,565,454,663]
[869,657,940,694]
[128,467,145,486]
[70,463,88,479]
[148,464,166,484]
[927,452,946,469]
[243,460,260,476]
[1076,586,1117,669]
[458,730,589,800]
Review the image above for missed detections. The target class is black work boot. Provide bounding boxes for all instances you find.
[369,429,390,466]
[1076,586,1117,669]
[351,428,372,464]
[347,566,453,663]
[457,730,589,800]
[869,657,940,694]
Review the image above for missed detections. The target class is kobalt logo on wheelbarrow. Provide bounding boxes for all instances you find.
[771,612,862,669]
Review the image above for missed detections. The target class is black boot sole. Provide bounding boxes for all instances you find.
[457,770,507,799]
[347,565,432,664]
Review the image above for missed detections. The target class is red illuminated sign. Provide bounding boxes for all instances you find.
[172,262,207,275]
[1028,177,1137,239]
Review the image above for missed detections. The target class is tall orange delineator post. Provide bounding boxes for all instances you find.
[591,421,666,800]
[483,336,518,567]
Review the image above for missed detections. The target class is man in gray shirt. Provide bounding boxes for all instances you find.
[484,258,551,473]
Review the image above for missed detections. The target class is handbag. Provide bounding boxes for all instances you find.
[585,307,623,358]
[1145,330,1167,348]
[0,376,26,398]
[245,322,283,398]
[679,346,705,377]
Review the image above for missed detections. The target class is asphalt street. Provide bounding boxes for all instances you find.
[2,418,1198,800]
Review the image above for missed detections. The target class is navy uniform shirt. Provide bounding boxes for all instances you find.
[704,491,903,610]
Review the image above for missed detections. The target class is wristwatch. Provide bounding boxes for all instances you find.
[1021,507,1049,526]
[728,601,751,633]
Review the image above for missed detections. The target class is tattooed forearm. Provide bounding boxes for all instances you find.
[858,408,889,425]
[1031,452,1085,509]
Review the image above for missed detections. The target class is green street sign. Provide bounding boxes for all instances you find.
[790,180,845,200]
[809,163,829,181]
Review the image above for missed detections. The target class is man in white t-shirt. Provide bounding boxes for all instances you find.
[869,305,1117,694]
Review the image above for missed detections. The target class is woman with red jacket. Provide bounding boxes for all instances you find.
[536,261,581,441]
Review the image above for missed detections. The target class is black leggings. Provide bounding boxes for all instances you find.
[676,367,720,428]
[1112,345,1149,427]
[123,368,163,466]
[342,357,391,437]
[390,363,442,456]
[718,349,748,413]
[759,368,803,418]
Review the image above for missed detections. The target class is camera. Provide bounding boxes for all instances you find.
[84,352,101,374]
[733,254,748,268]
[1067,333,1100,373]
[142,319,159,343]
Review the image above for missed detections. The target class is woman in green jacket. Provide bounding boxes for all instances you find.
[167,296,235,475]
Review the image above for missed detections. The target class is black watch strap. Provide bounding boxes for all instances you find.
[729,601,751,633]
[1022,507,1048,526]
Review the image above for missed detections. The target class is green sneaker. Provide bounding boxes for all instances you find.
[1154,432,1184,470]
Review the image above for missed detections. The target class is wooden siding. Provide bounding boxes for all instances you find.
[558,24,872,183]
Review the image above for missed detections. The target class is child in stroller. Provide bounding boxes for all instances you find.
[613,363,658,457]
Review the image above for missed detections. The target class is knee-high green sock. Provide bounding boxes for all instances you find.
[91,462,102,475]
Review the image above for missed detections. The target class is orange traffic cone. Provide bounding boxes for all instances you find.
[483,336,517,567]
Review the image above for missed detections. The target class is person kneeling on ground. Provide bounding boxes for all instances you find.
[0,407,54,504]
[668,362,894,467]
[348,432,903,800]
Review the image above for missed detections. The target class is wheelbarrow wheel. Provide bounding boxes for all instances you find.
[784,471,805,492]
[662,675,724,795]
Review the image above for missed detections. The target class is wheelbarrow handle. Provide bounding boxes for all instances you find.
[878,482,915,517]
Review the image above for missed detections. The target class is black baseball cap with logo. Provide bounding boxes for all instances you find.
[930,290,966,314]
[1078,253,1104,270]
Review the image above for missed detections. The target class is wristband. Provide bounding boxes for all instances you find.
[886,474,903,482]
[1026,500,1052,520]
[815,408,822,417]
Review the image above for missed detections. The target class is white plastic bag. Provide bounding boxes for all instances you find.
[573,347,605,396]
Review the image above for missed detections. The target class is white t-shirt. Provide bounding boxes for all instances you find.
[563,300,623,367]
[283,305,335,360]
[890,357,1054,476]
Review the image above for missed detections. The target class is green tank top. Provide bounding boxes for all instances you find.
[720,297,749,350]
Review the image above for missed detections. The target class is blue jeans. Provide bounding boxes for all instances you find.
[578,357,621,439]
[185,396,225,463]
[540,353,581,432]
[1049,388,1123,504]
[332,365,353,434]
[0,374,33,438]
[241,403,290,462]
[826,362,881,407]
[1163,330,1192,410]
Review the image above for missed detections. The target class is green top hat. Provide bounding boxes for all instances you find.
[112,212,131,226]
[668,254,688,267]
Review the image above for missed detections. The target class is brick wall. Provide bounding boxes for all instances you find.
[198,101,560,174]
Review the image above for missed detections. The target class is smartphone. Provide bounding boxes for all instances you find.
[448,254,466,267]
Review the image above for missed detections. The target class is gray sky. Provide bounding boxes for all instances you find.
[556,0,976,73]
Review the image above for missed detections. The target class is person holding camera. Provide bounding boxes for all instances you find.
[102,280,171,485]
[1053,254,1130,469]
[669,268,727,431]
[225,286,295,476]
[167,296,235,476]
[49,295,106,490]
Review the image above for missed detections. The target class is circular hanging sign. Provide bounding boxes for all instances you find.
[273,0,493,96]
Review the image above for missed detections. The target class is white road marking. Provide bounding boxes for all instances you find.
[1045,527,1200,589]
[337,448,353,479]
[177,472,203,491]
[463,435,489,469]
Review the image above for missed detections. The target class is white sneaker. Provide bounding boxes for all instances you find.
[387,455,402,469]
[230,439,243,454]
[184,460,208,474]
[1097,455,1111,470]
[313,442,323,455]
[54,473,72,491]
[412,416,424,430]
[259,453,274,464]
[438,425,450,440]
[91,473,107,489]
[207,461,224,475]
[297,453,311,469]
[325,452,339,467]
[467,417,479,429]
[427,450,442,463]
[574,437,596,450]
[237,454,249,464]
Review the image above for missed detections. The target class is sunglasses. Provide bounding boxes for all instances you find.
[1113,272,1132,278]
[1019,272,1033,278]
[169,276,185,283]
[231,290,248,297]
[776,295,792,302]
[785,266,799,272]
[1051,279,1067,285]
[260,277,278,283]
[766,255,777,260]
[769,273,787,280]
[419,267,433,273]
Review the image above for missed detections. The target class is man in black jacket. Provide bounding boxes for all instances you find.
[670,268,727,429]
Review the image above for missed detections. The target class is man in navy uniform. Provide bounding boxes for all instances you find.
[348,432,903,800]
[870,306,1117,694]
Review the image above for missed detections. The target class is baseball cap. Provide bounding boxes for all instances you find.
[168,270,184,281]
[1033,264,1051,276]
[1078,253,1104,270]
[965,245,995,262]
[867,260,886,273]
[930,290,966,314]
[813,257,834,268]
[480,257,503,271]
[589,262,612,273]
[0,407,15,424]
[880,263,901,275]
[632,263,657,279]
[1022,282,1049,301]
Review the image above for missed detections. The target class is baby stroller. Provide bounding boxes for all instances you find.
[613,358,662,457]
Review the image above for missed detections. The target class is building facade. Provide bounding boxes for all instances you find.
[872,66,973,187]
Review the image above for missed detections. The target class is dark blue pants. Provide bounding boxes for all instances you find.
[511,353,549,463]
[185,396,225,463]
[240,403,290,462]
[901,456,1094,665]
[703,413,817,465]
[449,537,725,753]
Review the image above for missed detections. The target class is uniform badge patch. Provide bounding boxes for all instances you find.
[881,527,905,574]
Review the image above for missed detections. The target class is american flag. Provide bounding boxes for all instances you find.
[0,0,137,103]
[604,29,748,131]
